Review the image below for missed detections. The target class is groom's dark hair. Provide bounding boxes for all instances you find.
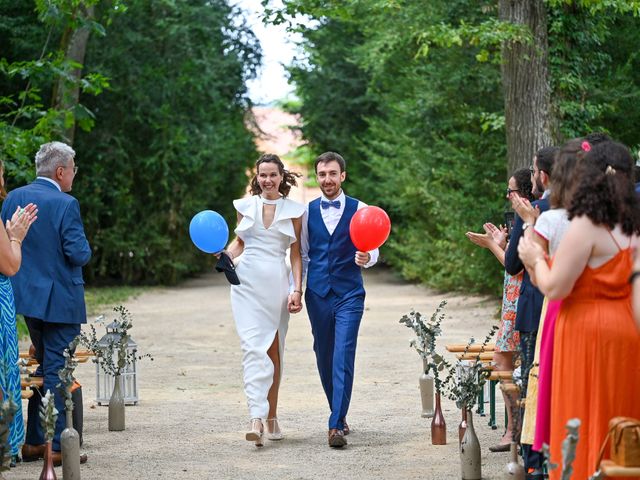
[315,152,346,173]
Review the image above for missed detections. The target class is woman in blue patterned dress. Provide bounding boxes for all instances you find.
[0,160,37,463]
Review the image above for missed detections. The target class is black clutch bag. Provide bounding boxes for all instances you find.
[215,252,240,285]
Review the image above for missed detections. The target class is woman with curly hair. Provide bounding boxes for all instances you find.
[223,154,305,447]
[519,140,640,479]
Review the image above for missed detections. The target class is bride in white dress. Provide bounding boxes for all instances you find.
[224,154,305,447]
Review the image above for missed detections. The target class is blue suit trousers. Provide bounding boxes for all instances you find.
[306,289,364,430]
[25,317,80,451]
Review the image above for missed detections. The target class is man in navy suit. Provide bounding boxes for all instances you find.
[505,145,557,478]
[297,152,379,448]
[1,141,91,465]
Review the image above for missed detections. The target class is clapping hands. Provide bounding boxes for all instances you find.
[6,203,38,242]
[510,195,540,225]
[465,222,507,251]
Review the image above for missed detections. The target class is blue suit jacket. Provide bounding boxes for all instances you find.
[504,198,549,333]
[1,179,91,324]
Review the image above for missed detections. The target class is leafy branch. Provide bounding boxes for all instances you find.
[78,306,152,378]
[399,300,451,394]
[57,336,81,413]
[39,390,58,443]
[443,325,499,411]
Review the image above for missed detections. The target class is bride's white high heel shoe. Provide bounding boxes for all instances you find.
[246,418,264,447]
[266,418,284,441]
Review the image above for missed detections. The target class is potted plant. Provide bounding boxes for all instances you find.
[39,390,58,480]
[400,300,451,444]
[57,337,81,479]
[80,306,151,431]
[443,325,499,480]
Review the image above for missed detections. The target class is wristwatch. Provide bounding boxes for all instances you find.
[522,222,532,232]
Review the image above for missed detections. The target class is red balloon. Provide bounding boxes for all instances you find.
[349,206,391,251]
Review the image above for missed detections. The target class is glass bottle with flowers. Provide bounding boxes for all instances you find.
[400,300,451,445]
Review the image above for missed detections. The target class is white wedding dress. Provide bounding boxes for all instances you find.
[230,195,305,419]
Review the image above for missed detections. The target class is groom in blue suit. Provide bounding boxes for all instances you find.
[1,141,91,464]
[298,152,379,448]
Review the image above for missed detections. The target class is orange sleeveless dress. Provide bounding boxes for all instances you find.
[549,246,640,480]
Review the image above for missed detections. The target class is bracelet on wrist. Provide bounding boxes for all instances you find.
[9,238,21,246]
[293,289,303,295]
[629,271,640,284]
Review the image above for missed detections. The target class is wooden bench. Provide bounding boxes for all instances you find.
[446,344,501,429]
[19,349,93,399]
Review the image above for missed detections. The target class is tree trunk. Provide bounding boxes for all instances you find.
[499,0,553,175]
[52,4,95,146]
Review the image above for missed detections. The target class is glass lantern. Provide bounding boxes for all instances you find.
[95,321,139,405]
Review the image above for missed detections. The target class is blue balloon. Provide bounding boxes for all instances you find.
[189,210,229,254]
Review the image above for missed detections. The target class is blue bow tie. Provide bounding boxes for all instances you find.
[321,200,341,210]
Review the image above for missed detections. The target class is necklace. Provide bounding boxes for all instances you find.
[260,195,282,205]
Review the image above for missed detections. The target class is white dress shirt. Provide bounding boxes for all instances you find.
[37,176,61,191]
[299,191,379,288]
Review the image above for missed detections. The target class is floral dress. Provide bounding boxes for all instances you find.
[495,270,522,352]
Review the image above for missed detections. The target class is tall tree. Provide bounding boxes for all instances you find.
[51,2,96,145]
[499,0,553,171]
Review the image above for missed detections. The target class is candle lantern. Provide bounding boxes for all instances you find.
[95,321,139,405]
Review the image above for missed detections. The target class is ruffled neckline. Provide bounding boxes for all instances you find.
[233,195,305,245]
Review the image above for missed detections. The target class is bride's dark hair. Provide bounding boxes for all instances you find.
[249,154,301,197]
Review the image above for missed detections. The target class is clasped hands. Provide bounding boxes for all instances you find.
[287,252,369,314]
[287,291,302,314]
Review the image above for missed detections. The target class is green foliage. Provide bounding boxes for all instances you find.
[84,285,145,316]
[16,315,29,340]
[0,1,117,181]
[276,0,640,293]
[1,1,260,285]
[73,0,261,284]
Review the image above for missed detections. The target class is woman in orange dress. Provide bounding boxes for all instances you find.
[518,140,640,480]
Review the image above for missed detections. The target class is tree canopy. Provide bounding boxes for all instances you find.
[271,0,640,293]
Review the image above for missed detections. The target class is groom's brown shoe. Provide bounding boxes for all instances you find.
[342,419,350,436]
[328,429,347,448]
[21,444,46,462]
[52,451,88,467]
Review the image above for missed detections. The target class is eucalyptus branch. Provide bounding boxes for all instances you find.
[78,306,152,378]
[39,390,58,443]
[443,324,499,410]
[57,335,81,413]
[400,300,450,394]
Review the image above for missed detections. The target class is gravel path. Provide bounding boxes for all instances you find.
[11,268,512,480]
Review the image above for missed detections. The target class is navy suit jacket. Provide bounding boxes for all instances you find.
[1,178,91,324]
[504,198,549,333]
